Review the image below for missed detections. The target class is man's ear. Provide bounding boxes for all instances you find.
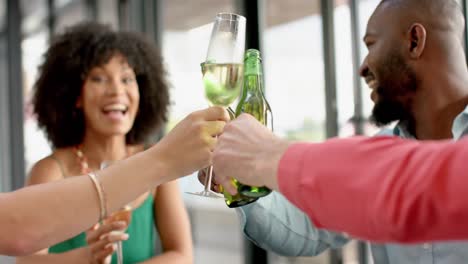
[407,23,427,59]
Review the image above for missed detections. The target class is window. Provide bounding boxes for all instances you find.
[264,0,326,143]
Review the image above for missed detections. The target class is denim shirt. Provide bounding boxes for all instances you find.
[238,106,468,264]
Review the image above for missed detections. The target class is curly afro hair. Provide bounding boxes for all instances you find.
[33,21,170,148]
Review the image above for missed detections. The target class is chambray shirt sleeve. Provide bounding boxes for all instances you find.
[236,191,349,256]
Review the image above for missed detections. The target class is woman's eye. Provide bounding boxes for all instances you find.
[122,77,135,84]
[90,76,107,83]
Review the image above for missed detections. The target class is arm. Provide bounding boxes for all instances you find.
[15,158,91,263]
[238,191,348,256]
[16,159,128,264]
[0,142,166,256]
[0,107,228,256]
[16,226,127,264]
[16,248,90,264]
[213,114,468,244]
[278,136,468,243]
[139,181,193,264]
[196,168,348,256]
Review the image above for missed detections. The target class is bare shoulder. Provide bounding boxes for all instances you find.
[27,148,71,186]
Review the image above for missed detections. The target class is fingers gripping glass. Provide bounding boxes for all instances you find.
[186,13,246,198]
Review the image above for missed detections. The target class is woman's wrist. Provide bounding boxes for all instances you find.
[144,146,172,184]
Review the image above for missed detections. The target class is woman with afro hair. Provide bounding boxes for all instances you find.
[17,21,193,264]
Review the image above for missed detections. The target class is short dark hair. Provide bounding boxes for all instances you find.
[33,21,170,148]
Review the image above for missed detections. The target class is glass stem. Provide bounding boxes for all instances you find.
[206,166,214,192]
[117,241,123,264]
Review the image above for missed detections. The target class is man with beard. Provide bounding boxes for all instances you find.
[222,0,468,262]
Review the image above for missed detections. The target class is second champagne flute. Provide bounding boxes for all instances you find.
[186,13,246,198]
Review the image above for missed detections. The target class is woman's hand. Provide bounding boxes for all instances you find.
[85,221,129,264]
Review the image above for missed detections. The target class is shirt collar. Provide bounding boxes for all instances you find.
[451,105,468,140]
[393,105,468,140]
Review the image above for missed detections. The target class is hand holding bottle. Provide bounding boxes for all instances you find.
[213,114,290,194]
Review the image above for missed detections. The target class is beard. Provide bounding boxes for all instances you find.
[369,50,418,130]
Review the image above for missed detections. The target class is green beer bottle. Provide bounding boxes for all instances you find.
[234,49,272,198]
[223,186,258,208]
[223,49,274,208]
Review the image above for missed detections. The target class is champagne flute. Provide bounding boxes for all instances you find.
[100,161,132,264]
[186,13,246,198]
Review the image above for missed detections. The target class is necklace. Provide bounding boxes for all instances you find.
[74,146,91,174]
[74,145,129,174]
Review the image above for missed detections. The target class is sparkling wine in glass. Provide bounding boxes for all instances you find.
[186,12,246,198]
